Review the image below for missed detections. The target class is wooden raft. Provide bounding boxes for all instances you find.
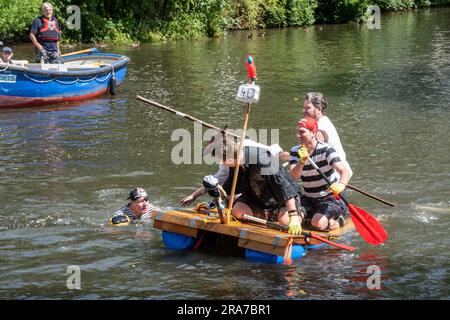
[154,209,354,257]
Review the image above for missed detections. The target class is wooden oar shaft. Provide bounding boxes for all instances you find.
[136,95,239,138]
[306,156,387,245]
[243,214,356,251]
[347,184,395,207]
[61,48,96,57]
[227,104,251,220]
[306,156,349,205]
[308,156,394,207]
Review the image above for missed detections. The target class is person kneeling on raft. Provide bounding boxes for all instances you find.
[218,137,303,235]
[289,118,350,231]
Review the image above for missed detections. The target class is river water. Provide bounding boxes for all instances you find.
[1,8,449,300]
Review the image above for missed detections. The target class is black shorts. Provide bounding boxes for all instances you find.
[236,194,302,222]
[301,194,347,221]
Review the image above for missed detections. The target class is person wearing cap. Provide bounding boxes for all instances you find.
[29,2,62,64]
[302,92,353,178]
[289,118,350,231]
[109,187,159,226]
[1,47,29,66]
[1,47,14,64]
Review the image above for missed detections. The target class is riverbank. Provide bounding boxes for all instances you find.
[1,1,450,45]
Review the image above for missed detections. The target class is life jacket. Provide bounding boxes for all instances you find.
[37,16,61,41]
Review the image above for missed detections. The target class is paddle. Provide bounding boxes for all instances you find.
[61,48,98,58]
[243,214,356,251]
[136,95,239,139]
[346,183,395,207]
[306,156,388,245]
[283,159,395,207]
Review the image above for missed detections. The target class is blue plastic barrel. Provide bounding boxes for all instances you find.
[161,231,196,250]
[245,244,306,264]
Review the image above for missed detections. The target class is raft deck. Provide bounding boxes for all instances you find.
[154,209,354,257]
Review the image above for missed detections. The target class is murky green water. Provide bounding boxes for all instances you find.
[1,8,449,299]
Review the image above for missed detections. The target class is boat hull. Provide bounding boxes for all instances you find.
[0,51,129,108]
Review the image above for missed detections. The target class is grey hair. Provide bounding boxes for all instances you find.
[42,2,53,10]
[305,92,328,114]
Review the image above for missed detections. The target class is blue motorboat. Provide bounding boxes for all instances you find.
[0,48,129,108]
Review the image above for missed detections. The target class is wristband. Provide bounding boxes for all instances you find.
[288,210,298,217]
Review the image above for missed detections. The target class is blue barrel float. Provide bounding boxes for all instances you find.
[161,230,327,264]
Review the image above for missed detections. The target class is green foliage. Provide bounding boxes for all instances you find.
[316,0,371,24]
[286,0,318,26]
[261,0,288,27]
[0,0,41,41]
[374,0,416,10]
[224,0,265,29]
[373,0,450,10]
[0,0,448,44]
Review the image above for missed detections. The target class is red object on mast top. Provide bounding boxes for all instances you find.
[246,55,256,81]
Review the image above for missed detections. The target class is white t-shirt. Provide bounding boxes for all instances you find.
[213,139,283,184]
[317,116,353,178]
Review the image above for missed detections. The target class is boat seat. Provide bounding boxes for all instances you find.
[65,64,102,69]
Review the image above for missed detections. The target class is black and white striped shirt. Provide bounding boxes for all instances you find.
[114,203,158,223]
[289,141,341,198]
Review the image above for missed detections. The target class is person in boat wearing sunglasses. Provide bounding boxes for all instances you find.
[109,188,159,226]
[289,118,350,231]
[29,2,63,64]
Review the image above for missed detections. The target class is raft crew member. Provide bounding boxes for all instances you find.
[30,2,62,64]
[110,187,158,226]
[218,137,303,235]
[180,133,284,207]
[302,92,353,178]
[289,118,350,231]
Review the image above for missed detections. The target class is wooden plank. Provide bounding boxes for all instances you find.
[155,210,354,248]
[155,210,219,229]
[238,238,287,256]
[205,221,295,247]
[153,220,198,238]
[158,210,296,247]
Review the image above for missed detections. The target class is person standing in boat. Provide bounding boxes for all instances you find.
[289,118,350,231]
[217,137,303,235]
[109,187,159,226]
[29,2,62,64]
[302,92,353,178]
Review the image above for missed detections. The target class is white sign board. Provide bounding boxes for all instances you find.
[236,83,260,103]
